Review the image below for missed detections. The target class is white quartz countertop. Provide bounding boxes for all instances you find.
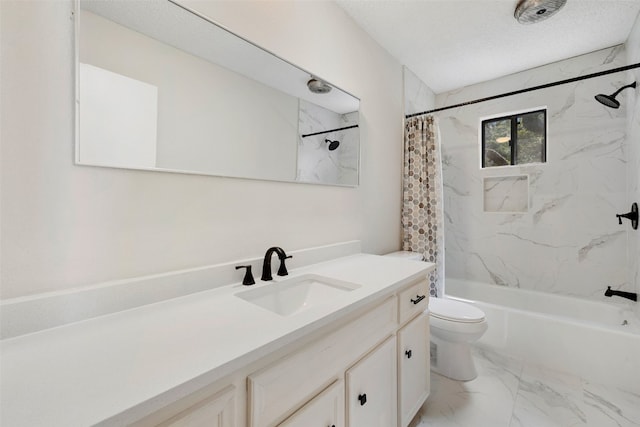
[1,254,434,427]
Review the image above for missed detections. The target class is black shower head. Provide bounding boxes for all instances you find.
[325,139,339,151]
[595,93,620,109]
[595,81,636,109]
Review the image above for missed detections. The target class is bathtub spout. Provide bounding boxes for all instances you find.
[604,286,637,302]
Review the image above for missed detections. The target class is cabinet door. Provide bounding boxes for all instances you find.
[278,380,344,427]
[398,314,430,427]
[346,336,397,427]
[157,385,235,427]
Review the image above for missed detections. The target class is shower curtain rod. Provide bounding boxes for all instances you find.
[301,124,359,138]
[405,62,640,118]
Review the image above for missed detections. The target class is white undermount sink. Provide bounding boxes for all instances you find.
[235,274,361,316]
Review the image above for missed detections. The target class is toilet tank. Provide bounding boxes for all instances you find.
[384,251,424,261]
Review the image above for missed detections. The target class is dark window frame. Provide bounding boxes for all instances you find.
[481,108,547,168]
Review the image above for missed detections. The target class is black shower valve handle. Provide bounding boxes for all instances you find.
[616,202,638,230]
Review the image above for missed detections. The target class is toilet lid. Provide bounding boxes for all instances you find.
[429,298,485,323]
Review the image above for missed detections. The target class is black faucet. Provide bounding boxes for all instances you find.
[604,286,637,302]
[261,247,292,281]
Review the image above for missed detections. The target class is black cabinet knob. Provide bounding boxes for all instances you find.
[405,349,412,359]
[358,393,367,406]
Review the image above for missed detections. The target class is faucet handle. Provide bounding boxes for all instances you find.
[235,265,255,286]
[277,255,292,277]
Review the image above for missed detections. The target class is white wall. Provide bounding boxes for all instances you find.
[437,46,632,301]
[625,12,640,315]
[0,0,404,299]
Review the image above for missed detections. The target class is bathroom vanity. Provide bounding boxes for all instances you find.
[0,254,434,427]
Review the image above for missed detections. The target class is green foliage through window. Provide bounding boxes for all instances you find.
[482,109,546,168]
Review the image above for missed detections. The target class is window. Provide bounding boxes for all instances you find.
[481,109,546,168]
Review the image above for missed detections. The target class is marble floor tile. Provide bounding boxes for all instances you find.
[411,347,640,427]
[415,348,522,427]
[582,381,640,427]
[510,363,587,427]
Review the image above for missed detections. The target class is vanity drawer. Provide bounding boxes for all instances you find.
[248,296,397,427]
[398,279,429,325]
[134,384,236,427]
[277,379,344,427]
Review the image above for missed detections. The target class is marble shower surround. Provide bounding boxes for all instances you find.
[437,46,633,299]
[404,66,436,117]
[625,12,640,318]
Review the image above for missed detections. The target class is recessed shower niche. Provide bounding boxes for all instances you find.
[483,175,529,213]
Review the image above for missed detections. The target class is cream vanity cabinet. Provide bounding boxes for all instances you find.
[398,314,430,427]
[345,335,397,426]
[247,296,398,427]
[136,277,430,427]
[248,277,430,427]
[278,380,344,427]
[134,384,236,427]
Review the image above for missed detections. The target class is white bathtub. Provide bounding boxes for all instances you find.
[445,278,640,392]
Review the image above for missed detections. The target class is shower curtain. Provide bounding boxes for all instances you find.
[402,115,445,297]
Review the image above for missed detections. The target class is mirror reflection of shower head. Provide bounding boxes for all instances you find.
[325,139,339,151]
[307,77,332,94]
[595,81,637,109]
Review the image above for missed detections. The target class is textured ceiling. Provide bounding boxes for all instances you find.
[335,0,640,94]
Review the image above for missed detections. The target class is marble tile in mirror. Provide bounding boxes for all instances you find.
[75,0,360,186]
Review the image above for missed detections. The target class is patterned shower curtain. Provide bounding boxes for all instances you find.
[402,115,445,297]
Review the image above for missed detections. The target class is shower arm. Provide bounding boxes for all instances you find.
[609,81,637,98]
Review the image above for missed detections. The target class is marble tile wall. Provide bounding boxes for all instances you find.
[626,13,640,317]
[483,176,529,213]
[297,100,359,185]
[436,46,633,300]
[404,66,436,116]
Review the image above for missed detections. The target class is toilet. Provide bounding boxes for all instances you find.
[384,251,488,381]
[429,297,487,381]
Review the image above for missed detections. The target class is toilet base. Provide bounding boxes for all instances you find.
[430,335,478,381]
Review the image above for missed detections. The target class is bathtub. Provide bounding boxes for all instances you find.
[444,278,640,392]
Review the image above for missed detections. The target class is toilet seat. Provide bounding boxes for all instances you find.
[429,298,485,323]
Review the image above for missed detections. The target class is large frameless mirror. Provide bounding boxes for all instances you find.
[75,0,360,186]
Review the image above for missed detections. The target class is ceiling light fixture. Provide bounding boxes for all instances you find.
[307,77,332,94]
[514,0,567,24]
